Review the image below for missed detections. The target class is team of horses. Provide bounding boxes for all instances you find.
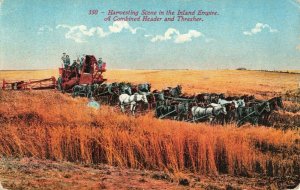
[72,82,284,126]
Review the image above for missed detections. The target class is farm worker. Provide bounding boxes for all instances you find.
[77,57,84,73]
[76,58,81,68]
[81,54,86,65]
[97,58,103,70]
[65,55,71,68]
[71,60,77,69]
[76,58,81,73]
[87,97,100,110]
[61,53,66,66]
[80,56,84,66]
[76,57,80,64]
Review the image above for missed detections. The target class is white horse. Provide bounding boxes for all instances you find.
[191,104,227,123]
[119,93,148,115]
[232,99,245,108]
[217,99,232,105]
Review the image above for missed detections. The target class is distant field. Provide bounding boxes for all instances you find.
[1,69,299,98]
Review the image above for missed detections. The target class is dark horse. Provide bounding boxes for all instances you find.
[138,83,151,93]
[93,83,110,103]
[155,103,177,119]
[107,82,120,105]
[194,93,225,104]
[145,93,156,110]
[163,85,182,98]
[240,94,256,103]
[155,100,189,121]
[130,83,151,94]
[237,101,271,127]
[224,102,237,124]
[260,97,284,125]
[72,84,93,98]
[152,90,164,104]
[118,82,132,95]
[175,102,190,121]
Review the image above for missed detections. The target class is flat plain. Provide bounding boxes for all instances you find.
[0,69,299,189]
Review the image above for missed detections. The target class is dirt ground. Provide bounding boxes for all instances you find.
[1,157,297,190]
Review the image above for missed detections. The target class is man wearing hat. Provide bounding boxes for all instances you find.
[61,53,67,67]
[71,60,77,69]
[65,55,71,68]
[97,57,103,70]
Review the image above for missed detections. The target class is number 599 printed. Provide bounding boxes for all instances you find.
[89,10,98,15]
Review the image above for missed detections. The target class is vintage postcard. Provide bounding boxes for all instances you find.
[0,0,299,189]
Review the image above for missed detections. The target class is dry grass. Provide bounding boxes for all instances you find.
[0,91,299,178]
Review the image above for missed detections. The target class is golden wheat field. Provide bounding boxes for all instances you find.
[1,69,299,96]
[0,70,299,189]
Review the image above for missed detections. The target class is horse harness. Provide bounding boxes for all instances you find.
[237,102,269,123]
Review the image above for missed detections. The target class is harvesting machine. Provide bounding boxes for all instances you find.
[57,55,106,92]
[1,54,107,92]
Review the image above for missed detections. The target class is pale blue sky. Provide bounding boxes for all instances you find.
[0,0,299,70]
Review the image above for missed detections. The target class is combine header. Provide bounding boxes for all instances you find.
[2,77,56,90]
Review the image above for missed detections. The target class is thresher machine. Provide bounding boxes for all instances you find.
[1,55,107,92]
